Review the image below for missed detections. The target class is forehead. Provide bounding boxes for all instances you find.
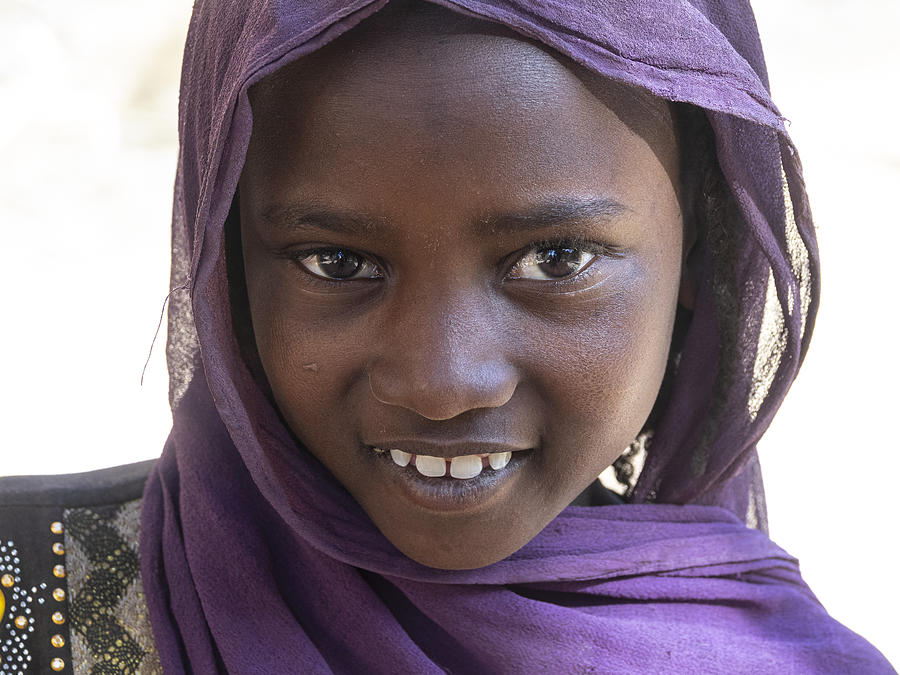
[243,2,678,217]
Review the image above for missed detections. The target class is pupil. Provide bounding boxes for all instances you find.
[536,247,581,278]
[318,250,362,279]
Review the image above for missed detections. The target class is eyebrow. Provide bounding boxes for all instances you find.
[260,196,628,237]
[475,196,628,235]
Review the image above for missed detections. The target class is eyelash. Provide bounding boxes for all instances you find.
[288,237,618,285]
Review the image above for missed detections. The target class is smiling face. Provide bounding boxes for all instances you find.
[238,5,686,569]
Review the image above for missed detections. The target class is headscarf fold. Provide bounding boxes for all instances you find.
[141,0,893,672]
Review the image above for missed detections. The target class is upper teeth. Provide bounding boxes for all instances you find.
[449,455,482,479]
[378,448,512,478]
[390,449,411,467]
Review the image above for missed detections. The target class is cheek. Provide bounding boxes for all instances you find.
[523,256,680,479]
[249,297,384,488]
[243,260,361,441]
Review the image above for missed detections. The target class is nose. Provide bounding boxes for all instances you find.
[367,289,519,420]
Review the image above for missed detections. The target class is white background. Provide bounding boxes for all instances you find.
[1,0,897,666]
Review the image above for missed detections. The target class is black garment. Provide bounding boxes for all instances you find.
[0,461,158,674]
[0,459,623,675]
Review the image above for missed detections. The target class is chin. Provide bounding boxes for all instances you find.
[397,538,518,571]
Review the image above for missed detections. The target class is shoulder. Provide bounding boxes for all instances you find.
[0,460,155,509]
[0,461,161,674]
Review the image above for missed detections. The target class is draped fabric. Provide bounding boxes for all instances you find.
[140,0,893,672]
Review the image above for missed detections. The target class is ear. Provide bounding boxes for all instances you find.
[678,214,700,311]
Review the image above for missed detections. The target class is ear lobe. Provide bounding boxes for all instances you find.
[678,216,700,311]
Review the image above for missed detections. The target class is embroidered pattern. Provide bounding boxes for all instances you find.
[64,501,160,674]
[0,540,46,674]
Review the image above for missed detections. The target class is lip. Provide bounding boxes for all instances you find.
[363,442,532,513]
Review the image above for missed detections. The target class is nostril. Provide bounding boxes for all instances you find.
[367,360,518,419]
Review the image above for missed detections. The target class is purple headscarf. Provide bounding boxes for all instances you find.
[140,0,894,672]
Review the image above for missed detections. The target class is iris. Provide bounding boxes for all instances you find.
[535,246,584,278]
[315,250,363,278]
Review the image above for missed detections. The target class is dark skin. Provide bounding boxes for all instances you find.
[239,4,692,569]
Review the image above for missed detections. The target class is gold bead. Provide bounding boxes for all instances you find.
[51,633,66,648]
[52,611,66,625]
[50,521,64,535]
[0,574,13,587]
[14,615,28,629]
[53,564,66,578]
[51,657,65,671]
[52,587,66,602]
[52,542,65,555]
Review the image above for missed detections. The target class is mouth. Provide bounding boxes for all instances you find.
[373,446,513,479]
[362,442,532,512]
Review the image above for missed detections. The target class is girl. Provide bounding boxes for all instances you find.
[0,0,893,672]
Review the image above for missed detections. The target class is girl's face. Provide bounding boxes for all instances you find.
[239,9,686,569]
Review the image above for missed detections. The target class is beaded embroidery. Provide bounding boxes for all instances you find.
[0,540,49,674]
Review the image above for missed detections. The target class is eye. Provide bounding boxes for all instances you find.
[508,243,599,281]
[295,248,382,281]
